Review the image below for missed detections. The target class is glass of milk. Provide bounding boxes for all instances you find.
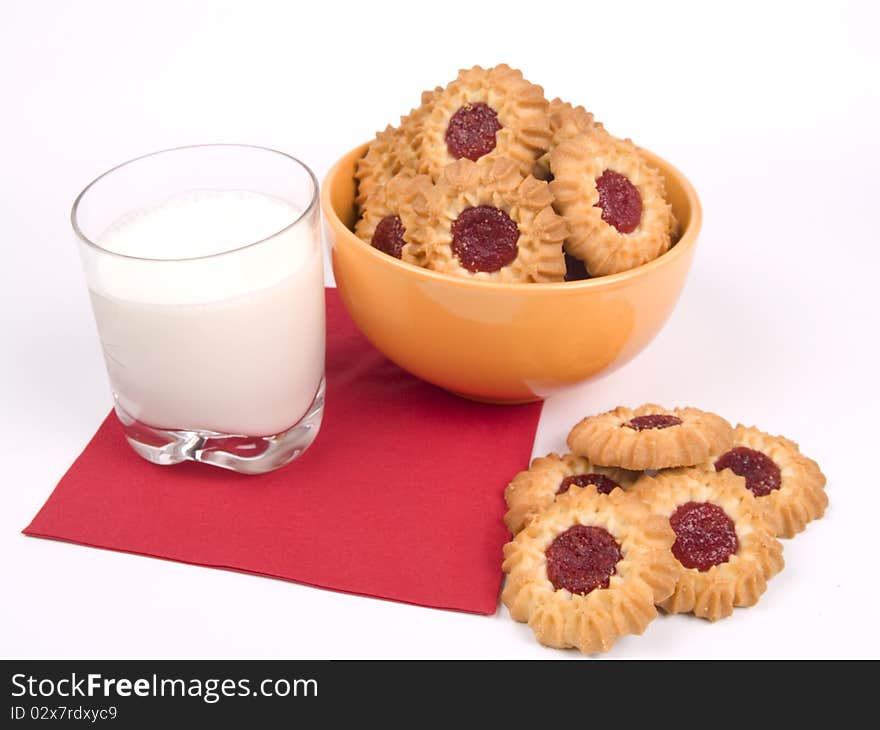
[71,145,325,474]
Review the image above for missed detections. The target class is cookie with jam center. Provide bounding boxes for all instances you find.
[414,157,567,283]
[504,452,639,535]
[700,425,827,538]
[502,485,680,654]
[354,171,434,267]
[567,404,733,471]
[631,468,784,622]
[416,64,551,180]
[550,132,676,276]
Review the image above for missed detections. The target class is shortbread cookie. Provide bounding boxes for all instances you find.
[534,98,607,180]
[417,64,551,179]
[396,86,442,174]
[631,469,784,621]
[568,404,733,471]
[355,125,409,209]
[354,87,440,208]
[414,157,567,282]
[548,98,602,146]
[502,486,679,654]
[354,172,433,266]
[504,452,639,535]
[539,100,608,278]
[550,133,676,276]
[705,425,827,538]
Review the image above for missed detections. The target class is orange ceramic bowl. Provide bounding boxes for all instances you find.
[322,143,701,404]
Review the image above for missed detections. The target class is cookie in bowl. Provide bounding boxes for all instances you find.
[354,171,433,266]
[533,97,606,181]
[352,64,685,283]
[416,64,551,179]
[354,87,440,207]
[414,157,568,283]
[550,133,677,276]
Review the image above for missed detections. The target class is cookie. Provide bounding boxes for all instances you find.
[704,425,827,538]
[354,87,440,209]
[504,452,639,535]
[550,132,676,276]
[354,125,409,209]
[413,157,567,283]
[354,171,434,266]
[631,468,784,622]
[534,98,606,180]
[567,404,733,471]
[502,485,680,654]
[416,64,551,179]
[397,86,442,171]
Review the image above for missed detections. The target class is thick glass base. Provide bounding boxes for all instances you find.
[114,378,325,475]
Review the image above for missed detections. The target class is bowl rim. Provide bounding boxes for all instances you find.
[321,142,702,292]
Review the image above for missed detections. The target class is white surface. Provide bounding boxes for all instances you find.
[2,0,878,659]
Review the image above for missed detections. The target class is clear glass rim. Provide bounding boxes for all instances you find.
[70,143,319,263]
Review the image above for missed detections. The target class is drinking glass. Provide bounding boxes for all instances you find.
[71,144,325,474]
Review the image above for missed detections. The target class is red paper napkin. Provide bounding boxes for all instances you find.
[24,289,541,614]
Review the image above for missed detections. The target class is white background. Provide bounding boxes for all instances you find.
[2,0,878,659]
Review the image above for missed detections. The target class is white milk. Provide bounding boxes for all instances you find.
[88,190,325,436]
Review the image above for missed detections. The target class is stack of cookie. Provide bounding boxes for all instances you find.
[354,64,677,283]
[502,404,827,654]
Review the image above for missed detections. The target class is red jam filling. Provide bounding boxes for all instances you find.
[557,473,620,495]
[626,415,682,431]
[669,502,738,572]
[371,215,406,259]
[545,525,622,595]
[451,205,520,273]
[445,102,502,161]
[594,169,642,234]
[715,447,782,497]
[564,251,590,281]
